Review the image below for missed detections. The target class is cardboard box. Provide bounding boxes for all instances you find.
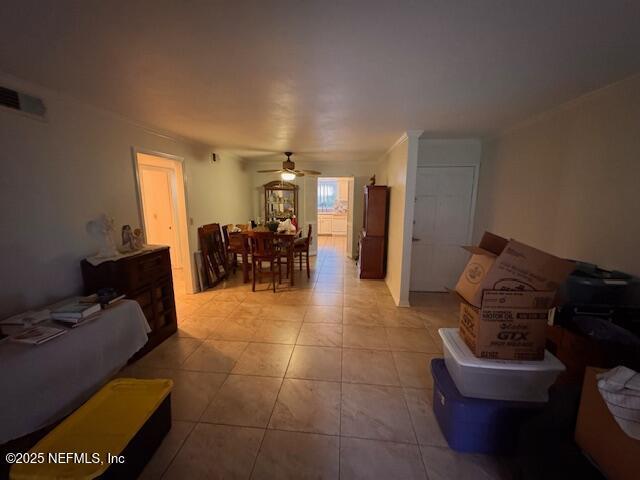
[459,290,555,360]
[455,232,575,308]
[575,367,640,480]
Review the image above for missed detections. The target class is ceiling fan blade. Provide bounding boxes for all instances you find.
[257,169,282,173]
[301,169,322,175]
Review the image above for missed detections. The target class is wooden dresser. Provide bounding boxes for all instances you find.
[81,247,177,357]
[358,185,390,279]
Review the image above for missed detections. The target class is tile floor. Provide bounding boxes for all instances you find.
[123,236,510,479]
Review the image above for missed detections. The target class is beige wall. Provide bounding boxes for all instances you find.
[0,73,253,318]
[375,132,421,306]
[475,74,640,275]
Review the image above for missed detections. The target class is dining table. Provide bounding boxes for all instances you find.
[229,229,299,285]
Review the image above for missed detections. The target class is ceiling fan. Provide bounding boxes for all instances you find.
[257,152,321,181]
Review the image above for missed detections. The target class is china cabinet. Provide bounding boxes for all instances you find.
[264,181,298,221]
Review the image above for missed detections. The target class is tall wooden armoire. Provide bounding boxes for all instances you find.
[358,185,390,279]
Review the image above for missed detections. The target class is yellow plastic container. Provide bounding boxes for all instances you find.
[11,378,173,480]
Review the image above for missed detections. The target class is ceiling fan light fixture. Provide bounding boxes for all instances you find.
[281,171,296,181]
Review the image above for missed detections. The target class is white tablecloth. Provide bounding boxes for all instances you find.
[0,300,150,443]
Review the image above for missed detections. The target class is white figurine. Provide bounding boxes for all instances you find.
[86,214,119,258]
[121,225,135,252]
[132,228,145,250]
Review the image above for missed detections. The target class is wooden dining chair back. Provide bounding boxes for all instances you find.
[276,234,296,286]
[226,230,248,274]
[293,224,313,278]
[248,231,279,292]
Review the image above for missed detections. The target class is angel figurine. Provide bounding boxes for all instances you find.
[121,225,135,251]
[132,228,145,250]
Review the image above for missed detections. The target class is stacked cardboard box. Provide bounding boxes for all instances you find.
[454,232,575,360]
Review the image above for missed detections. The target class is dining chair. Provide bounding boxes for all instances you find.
[226,229,249,275]
[276,234,296,287]
[293,224,313,278]
[248,231,279,292]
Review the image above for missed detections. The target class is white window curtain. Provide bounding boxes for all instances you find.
[318,180,338,212]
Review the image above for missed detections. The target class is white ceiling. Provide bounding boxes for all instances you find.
[1,1,639,162]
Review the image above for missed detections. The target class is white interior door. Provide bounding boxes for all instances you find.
[410,166,475,291]
[139,165,182,268]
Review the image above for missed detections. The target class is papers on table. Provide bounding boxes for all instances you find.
[0,310,50,326]
[10,326,67,345]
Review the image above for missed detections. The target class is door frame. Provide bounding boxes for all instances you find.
[137,163,183,268]
[410,163,480,292]
[132,147,195,294]
[315,176,355,255]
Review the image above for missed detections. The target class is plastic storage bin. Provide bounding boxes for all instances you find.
[439,328,565,402]
[431,358,545,454]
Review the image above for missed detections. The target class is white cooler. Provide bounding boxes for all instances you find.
[438,328,565,402]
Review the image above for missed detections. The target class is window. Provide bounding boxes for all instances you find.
[318,179,338,212]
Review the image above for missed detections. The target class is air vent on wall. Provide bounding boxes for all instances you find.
[0,85,47,119]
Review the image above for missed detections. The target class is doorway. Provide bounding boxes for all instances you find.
[134,151,192,296]
[410,165,477,292]
[316,176,355,257]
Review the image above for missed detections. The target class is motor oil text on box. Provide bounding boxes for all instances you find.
[459,290,556,361]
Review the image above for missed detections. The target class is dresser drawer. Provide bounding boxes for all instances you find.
[127,250,171,290]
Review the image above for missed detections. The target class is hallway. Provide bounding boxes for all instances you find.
[124,236,508,479]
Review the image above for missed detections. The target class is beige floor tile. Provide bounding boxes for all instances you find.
[139,421,195,479]
[309,292,344,306]
[385,328,440,353]
[211,316,261,341]
[252,320,301,344]
[135,337,202,369]
[375,295,397,308]
[201,375,282,427]
[286,345,342,381]
[209,290,248,303]
[276,291,312,305]
[343,294,377,308]
[419,445,510,480]
[195,300,240,318]
[260,304,307,322]
[343,325,389,350]
[175,302,203,319]
[340,437,427,480]
[182,339,248,373]
[341,383,415,443]
[243,291,282,305]
[269,379,341,435]
[232,342,294,377]
[233,303,264,318]
[314,283,345,294]
[176,316,222,339]
[342,349,400,386]
[403,388,448,447]
[252,430,339,480]
[304,305,343,323]
[127,367,226,421]
[392,352,438,389]
[343,307,383,326]
[297,323,343,347]
[420,309,459,328]
[163,423,263,480]
[379,308,425,329]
